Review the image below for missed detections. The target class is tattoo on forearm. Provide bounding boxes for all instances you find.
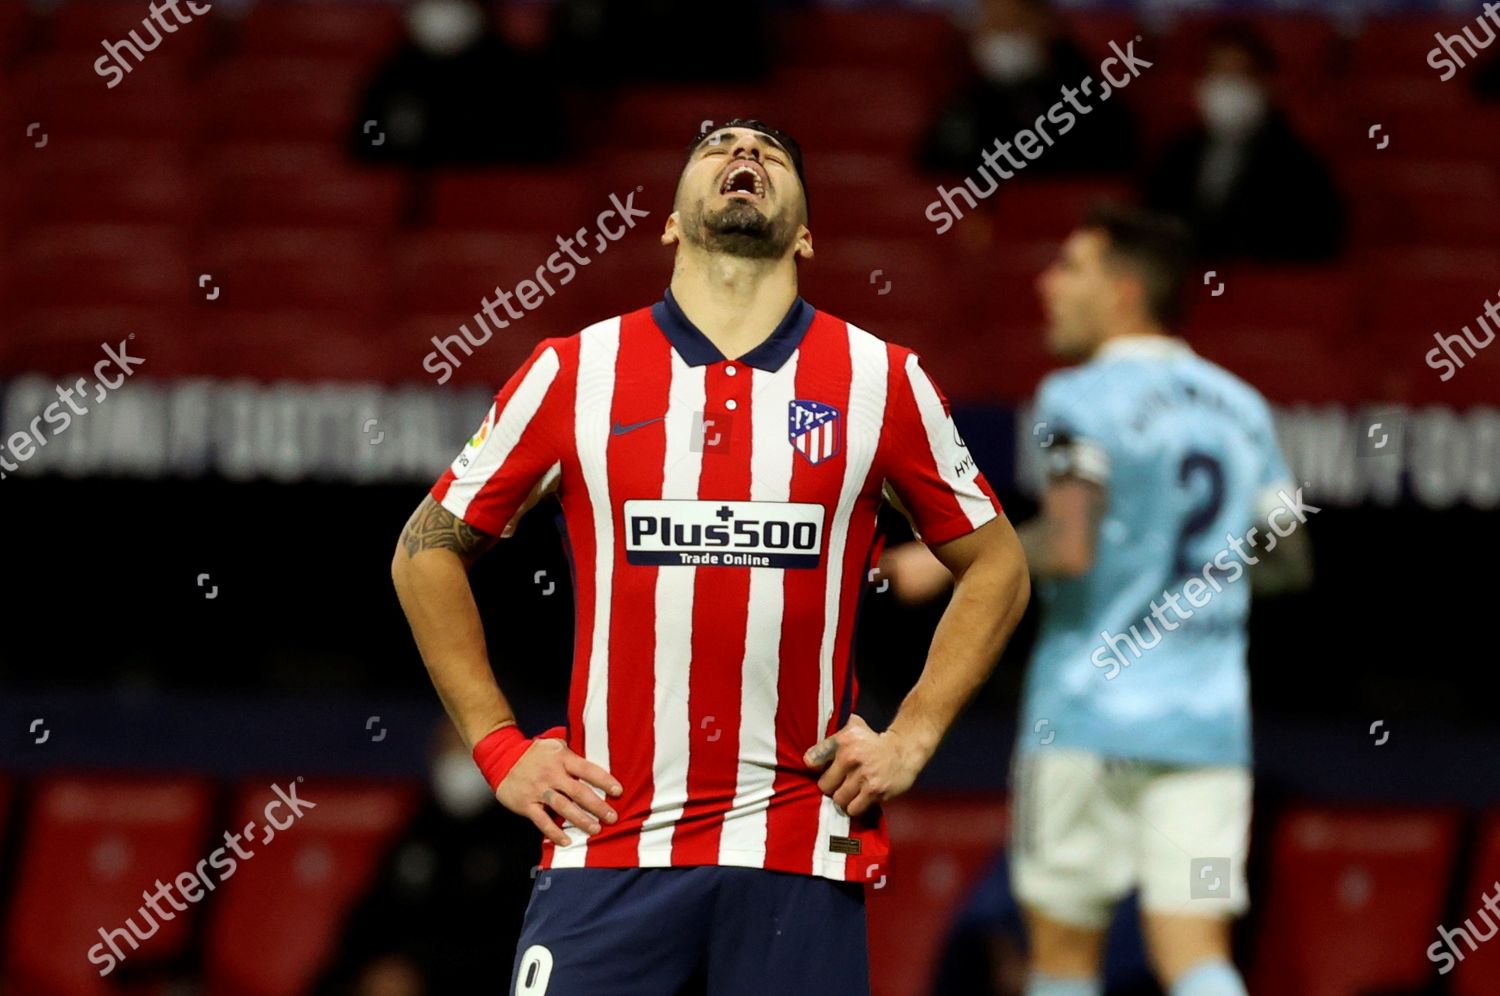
[401,496,496,561]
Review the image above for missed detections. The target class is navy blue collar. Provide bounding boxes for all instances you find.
[651,287,814,372]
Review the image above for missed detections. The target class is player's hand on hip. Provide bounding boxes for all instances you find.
[496,738,622,847]
[803,714,921,819]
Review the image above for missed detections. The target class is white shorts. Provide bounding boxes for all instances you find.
[1010,748,1252,928]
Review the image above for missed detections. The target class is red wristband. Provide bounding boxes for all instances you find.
[472,724,567,792]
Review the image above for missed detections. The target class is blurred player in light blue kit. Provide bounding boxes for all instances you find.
[885,204,1312,996]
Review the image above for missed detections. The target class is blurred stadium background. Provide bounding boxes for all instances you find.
[2,0,1499,993]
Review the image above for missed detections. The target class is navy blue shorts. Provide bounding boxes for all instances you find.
[508,866,869,996]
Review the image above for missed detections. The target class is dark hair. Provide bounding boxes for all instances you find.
[683,118,809,218]
[1203,20,1278,76]
[1082,202,1194,328]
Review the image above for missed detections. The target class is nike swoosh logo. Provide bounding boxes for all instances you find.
[611,416,665,436]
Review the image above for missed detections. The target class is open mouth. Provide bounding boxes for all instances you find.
[719,162,767,200]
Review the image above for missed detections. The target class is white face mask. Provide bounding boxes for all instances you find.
[407,0,485,57]
[431,752,494,818]
[1196,75,1268,135]
[972,31,1047,83]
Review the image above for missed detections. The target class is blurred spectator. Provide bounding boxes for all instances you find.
[917,0,1137,177]
[1473,48,1500,100]
[315,721,539,996]
[1143,22,1344,263]
[350,0,571,167]
[548,0,775,85]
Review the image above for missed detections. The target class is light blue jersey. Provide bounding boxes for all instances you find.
[1020,336,1294,767]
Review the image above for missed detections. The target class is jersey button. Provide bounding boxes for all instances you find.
[725,364,738,376]
[725,399,739,411]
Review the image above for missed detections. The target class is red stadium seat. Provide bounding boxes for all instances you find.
[866,795,1010,996]
[585,147,701,228]
[204,143,408,232]
[197,228,391,318]
[1195,335,1366,404]
[0,4,30,62]
[583,236,673,321]
[1351,17,1462,77]
[48,0,211,62]
[1359,248,1500,346]
[799,154,956,241]
[387,315,547,388]
[769,67,936,156]
[1059,11,1144,64]
[392,231,573,314]
[14,224,190,310]
[1180,265,1359,346]
[1346,160,1500,248]
[234,1,404,59]
[203,780,420,996]
[201,58,367,144]
[13,54,199,141]
[1251,806,1463,996]
[1453,813,1500,994]
[6,305,195,378]
[990,179,1135,244]
[193,311,407,382]
[779,8,960,73]
[799,235,964,327]
[3,776,216,996]
[607,88,776,148]
[427,166,604,234]
[18,140,199,227]
[1159,12,1339,81]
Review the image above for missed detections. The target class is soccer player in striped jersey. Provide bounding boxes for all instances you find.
[883,205,1312,996]
[390,119,1031,995]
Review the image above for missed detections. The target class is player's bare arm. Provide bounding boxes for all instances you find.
[1248,512,1314,595]
[400,493,497,566]
[392,496,621,846]
[806,515,1030,818]
[1016,475,1106,578]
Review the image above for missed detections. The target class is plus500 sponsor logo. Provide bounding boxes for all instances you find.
[624,499,825,568]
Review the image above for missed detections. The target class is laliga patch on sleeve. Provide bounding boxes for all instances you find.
[451,402,497,477]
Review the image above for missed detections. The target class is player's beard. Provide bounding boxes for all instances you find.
[681,195,800,260]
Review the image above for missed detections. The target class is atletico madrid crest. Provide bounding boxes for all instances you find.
[788,399,841,466]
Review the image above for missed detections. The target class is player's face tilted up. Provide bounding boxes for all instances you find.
[665,123,812,263]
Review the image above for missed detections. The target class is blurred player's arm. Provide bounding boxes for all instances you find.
[808,514,1030,817]
[882,472,1104,603]
[1248,489,1315,595]
[1015,474,1106,579]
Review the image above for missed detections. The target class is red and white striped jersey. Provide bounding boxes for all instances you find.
[431,289,1002,881]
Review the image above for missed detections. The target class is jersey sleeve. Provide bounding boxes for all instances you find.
[881,351,1002,546]
[1252,397,1295,516]
[1033,372,1113,486]
[429,338,569,538]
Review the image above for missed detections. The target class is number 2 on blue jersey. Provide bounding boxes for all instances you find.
[1173,450,1225,578]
